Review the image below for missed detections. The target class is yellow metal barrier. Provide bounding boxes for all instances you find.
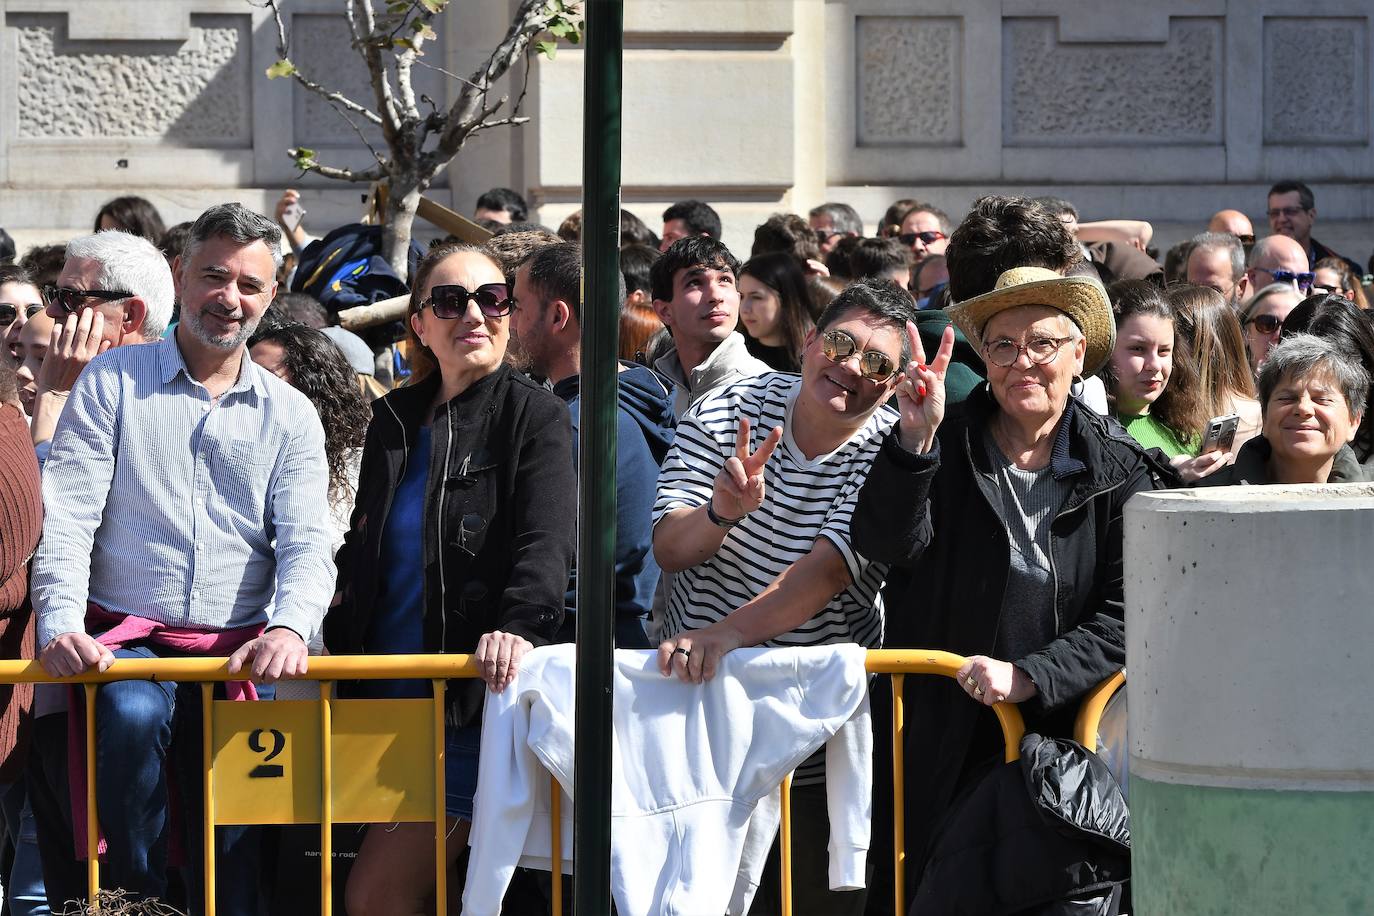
[1074,669,1126,752]
[870,651,1024,916]
[0,655,484,916]
[0,650,1026,916]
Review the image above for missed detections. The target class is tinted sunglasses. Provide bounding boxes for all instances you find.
[42,285,132,315]
[898,231,945,247]
[820,329,898,381]
[1245,314,1284,335]
[1266,269,1314,292]
[0,303,43,324]
[420,283,512,319]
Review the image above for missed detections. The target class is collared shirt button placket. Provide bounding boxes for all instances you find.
[189,397,213,624]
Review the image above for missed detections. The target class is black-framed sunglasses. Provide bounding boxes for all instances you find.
[982,335,1073,368]
[1245,313,1283,335]
[898,230,945,247]
[820,329,898,381]
[0,303,44,324]
[42,285,132,315]
[421,283,512,319]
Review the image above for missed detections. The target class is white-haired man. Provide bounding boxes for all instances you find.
[29,229,176,449]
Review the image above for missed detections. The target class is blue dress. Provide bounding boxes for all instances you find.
[357,426,480,819]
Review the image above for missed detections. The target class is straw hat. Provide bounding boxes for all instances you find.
[947,266,1115,376]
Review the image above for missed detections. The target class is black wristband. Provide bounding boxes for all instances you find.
[706,501,744,529]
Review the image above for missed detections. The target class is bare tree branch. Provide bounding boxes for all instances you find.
[343,0,366,52]
[258,0,384,126]
[256,0,580,273]
[433,0,561,161]
[411,56,479,90]
[353,0,403,139]
[299,159,386,183]
[468,114,531,135]
[395,32,422,122]
[507,50,535,125]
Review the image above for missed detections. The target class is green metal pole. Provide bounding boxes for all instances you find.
[574,1,621,913]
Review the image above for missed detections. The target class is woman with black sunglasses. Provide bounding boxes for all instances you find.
[0,264,42,361]
[1241,282,1304,374]
[327,242,575,916]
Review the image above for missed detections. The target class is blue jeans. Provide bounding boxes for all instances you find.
[91,645,269,915]
[0,780,50,916]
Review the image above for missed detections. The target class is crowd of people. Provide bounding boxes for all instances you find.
[0,178,1370,915]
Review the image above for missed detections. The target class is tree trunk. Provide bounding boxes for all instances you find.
[382,174,424,278]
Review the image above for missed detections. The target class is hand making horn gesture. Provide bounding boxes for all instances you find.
[894,322,955,454]
[710,416,783,523]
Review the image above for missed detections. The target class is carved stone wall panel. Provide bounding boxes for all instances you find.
[289,13,446,150]
[855,16,961,146]
[1002,17,1222,145]
[1263,17,1367,145]
[290,14,379,146]
[12,13,251,145]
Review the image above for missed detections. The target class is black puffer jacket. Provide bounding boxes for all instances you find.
[852,385,1163,891]
[912,733,1131,915]
[326,365,576,725]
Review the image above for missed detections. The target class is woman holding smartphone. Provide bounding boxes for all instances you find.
[329,243,576,916]
[1168,284,1262,458]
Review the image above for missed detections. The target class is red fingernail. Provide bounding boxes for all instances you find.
[917,363,929,372]
[918,385,927,398]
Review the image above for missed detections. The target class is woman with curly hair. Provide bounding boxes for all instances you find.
[249,324,370,545]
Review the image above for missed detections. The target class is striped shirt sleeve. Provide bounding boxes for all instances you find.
[32,354,122,646]
[652,406,725,525]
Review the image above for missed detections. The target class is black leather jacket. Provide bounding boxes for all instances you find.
[326,365,576,725]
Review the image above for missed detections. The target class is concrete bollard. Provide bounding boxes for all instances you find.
[1125,485,1374,915]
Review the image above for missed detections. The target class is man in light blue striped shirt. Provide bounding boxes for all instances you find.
[30,204,333,909]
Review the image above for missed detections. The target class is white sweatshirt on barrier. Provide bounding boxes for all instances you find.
[461,643,873,916]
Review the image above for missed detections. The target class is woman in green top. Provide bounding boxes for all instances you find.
[1104,281,1206,460]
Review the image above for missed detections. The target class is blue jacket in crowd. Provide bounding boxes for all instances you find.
[553,362,676,647]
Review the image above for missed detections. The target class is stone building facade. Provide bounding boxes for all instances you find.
[2,0,1371,262]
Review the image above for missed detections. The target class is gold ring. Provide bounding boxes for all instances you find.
[973,687,984,697]
[965,675,976,687]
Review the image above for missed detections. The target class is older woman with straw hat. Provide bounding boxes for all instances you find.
[852,266,1164,903]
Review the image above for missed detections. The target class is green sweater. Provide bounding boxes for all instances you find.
[1117,412,1195,458]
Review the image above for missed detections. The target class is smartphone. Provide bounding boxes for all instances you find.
[282,201,306,233]
[1200,413,1240,454]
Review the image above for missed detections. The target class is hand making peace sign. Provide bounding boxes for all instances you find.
[710,416,783,522]
[894,322,955,454]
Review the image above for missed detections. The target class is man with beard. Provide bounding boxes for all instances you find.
[510,241,676,647]
[30,203,333,910]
